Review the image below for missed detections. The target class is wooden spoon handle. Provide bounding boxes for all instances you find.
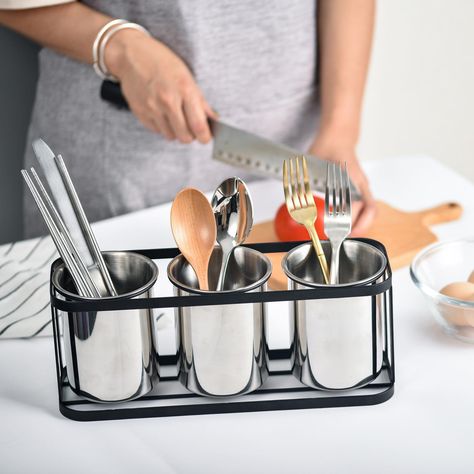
[196,269,209,291]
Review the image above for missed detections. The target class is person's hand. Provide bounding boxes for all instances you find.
[308,128,376,236]
[105,28,217,143]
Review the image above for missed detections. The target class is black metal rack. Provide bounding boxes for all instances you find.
[50,239,395,422]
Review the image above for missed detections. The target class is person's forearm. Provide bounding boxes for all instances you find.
[0,3,215,143]
[317,0,375,143]
[0,2,112,64]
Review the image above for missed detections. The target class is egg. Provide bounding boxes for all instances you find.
[469,271,474,284]
[440,282,474,302]
[439,281,474,328]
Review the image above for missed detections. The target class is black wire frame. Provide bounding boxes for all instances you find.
[50,239,395,422]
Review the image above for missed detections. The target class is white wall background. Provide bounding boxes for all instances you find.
[359,0,474,182]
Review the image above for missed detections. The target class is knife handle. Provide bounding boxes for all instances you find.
[100,80,130,109]
[101,81,217,128]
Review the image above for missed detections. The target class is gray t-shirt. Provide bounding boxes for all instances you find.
[24,0,319,237]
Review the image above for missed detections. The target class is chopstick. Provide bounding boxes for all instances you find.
[21,169,100,298]
[54,154,118,297]
[29,167,102,298]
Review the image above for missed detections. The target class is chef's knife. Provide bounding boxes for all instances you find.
[209,120,361,198]
[100,80,361,198]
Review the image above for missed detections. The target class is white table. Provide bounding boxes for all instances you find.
[1,156,473,474]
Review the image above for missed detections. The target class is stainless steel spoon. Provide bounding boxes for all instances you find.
[211,177,253,291]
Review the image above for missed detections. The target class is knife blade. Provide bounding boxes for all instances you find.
[210,120,361,199]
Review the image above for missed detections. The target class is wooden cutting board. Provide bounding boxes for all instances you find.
[247,201,463,290]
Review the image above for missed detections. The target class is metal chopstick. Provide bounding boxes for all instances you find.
[29,168,102,298]
[21,170,97,298]
[32,139,115,297]
[54,154,118,297]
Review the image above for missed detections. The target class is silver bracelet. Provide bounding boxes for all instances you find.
[96,21,150,82]
[92,19,127,80]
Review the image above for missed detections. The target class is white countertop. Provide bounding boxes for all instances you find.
[1,156,473,474]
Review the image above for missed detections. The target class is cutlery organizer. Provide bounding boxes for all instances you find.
[50,239,394,422]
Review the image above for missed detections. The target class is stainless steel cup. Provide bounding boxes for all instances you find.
[52,251,158,403]
[282,240,387,391]
[168,246,271,397]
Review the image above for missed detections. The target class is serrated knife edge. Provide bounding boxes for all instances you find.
[210,120,361,199]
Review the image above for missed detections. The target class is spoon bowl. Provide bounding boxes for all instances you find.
[212,177,253,290]
[170,188,216,290]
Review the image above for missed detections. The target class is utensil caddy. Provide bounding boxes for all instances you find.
[50,239,394,422]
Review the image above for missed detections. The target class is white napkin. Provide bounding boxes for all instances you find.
[0,236,57,338]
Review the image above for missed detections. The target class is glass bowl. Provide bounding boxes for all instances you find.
[410,238,474,342]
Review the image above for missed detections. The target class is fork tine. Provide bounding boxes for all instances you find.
[301,156,315,207]
[289,157,301,209]
[331,162,337,215]
[339,162,345,214]
[283,160,294,211]
[325,162,330,216]
[295,156,305,204]
[338,163,344,215]
[298,155,311,206]
[329,161,334,215]
[289,158,295,207]
[302,156,312,196]
[344,161,351,216]
[335,163,342,214]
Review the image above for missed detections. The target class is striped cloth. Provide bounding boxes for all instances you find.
[0,236,57,338]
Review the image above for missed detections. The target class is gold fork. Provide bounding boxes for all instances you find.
[283,155,330,284]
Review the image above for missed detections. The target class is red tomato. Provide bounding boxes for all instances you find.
[274,194,327,241]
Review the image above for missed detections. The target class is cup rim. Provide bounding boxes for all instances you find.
[167,246,272,294]
[281,240,387,288]
[52,251,159,301]
[410,238,474,309]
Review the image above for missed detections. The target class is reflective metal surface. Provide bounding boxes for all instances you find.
[210,119,362,199]
[33,139,116,297]
[52,252,158,403]
[283,241,387,391]
[168,247,271,397]
[211,177,253,291]
[324,162,352,284]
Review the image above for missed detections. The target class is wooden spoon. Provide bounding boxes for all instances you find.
[170,188,217,290]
